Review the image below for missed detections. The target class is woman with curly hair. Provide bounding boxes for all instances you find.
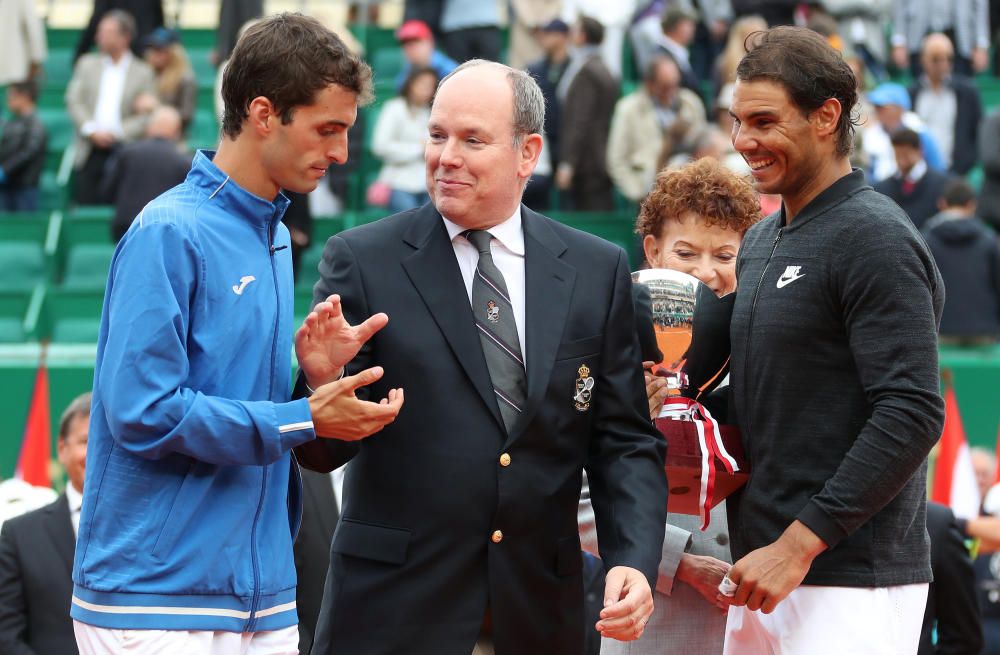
[580,157,761,655]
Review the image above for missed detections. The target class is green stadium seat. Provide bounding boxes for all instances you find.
[190,109,221,151]
[37,288,105,343]
[52,317,102,343]
[62,243,114,290]
[0,291,31,343]
[297,244,325,289]
[43,48,76,89]
[38,107,76,153]
[0,244,45,290]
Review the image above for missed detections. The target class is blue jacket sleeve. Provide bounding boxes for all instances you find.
[96,221,315,465]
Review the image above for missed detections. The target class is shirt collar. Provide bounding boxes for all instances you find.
[103,51,132,70]
[187,150,290,227]
[65,481,83,513]
[779,168,868,230]
[903,158,928,183]
[442,205,525,256]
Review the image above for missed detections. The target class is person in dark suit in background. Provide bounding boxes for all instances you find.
[918,501,983,655]
[0,392,91,655]
[293,467,342,655]
[555,15,618,210]
[74,0,164,62]
[874,127,952,230]
[295,59,668,655]
[105,105,191,241]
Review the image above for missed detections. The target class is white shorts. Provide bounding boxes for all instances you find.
[73,621,299,655]
[723,583,929,655]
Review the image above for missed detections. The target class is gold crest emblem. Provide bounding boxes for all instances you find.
[574,363,594,412]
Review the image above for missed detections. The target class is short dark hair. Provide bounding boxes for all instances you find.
[661,7,697,34]
[9,79,38,103]
[889,127,921,150]
[221,13,374,138]
[102,9,136,41]
[737,26,859,157]
[941,178,976,207]
[58,392,92,442]
[578,15,604,46]
[399,65,437,102]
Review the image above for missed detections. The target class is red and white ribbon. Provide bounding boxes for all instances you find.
[660,397,740,530]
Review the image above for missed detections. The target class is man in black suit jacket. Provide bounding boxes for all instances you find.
[104,106,192,242]
[918,502,983,654]
[0,392,91,655]
[874,127,952,230]
[293,468,340,655]
[295,60,668,654]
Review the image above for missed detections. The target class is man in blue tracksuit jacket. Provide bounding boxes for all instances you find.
[70,14,404,653]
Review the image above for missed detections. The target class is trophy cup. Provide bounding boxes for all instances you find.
[632,269,748,529]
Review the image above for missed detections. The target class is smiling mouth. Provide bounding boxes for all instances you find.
[747,158,776,171]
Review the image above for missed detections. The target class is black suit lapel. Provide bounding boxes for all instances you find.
[400,207,505,432]
[509,208,575,445]
[43,494,76,576]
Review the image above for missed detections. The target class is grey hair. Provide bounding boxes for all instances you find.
[58,392,92,442]
[437,59,545,145]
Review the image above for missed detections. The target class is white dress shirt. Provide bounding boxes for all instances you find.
[330,465,346,514]
[83,52,132,138]
[442,208,527,362]
[65,481,83,538]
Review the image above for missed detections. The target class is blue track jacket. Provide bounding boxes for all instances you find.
[71,151,317,632]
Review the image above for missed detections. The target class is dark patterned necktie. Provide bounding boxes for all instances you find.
[465,230,527,434]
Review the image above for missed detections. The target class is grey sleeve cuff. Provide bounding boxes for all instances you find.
[796,501,845,549]
[655,523,693,596]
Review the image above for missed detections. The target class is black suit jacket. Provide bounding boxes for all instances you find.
[0,495,78,655]
[909,76,983,176]
[293,469,339,655]
[296,204,668,655]
[919,502,983,655]
[874,168,952,230]
[104,138,192,241]
[73,0,164,61]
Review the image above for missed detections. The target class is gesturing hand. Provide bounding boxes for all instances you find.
[295,294,388,388]
[308,366,404,441]
[597,566,654,642]
[718,520,826,614]
[676,553,731,611]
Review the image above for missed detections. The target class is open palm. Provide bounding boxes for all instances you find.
[295,294,388,387]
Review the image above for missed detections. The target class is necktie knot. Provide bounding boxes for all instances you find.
[464,230,494,256]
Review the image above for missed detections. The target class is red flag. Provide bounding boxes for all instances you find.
[15,363,51,488]
[931,378,980,519]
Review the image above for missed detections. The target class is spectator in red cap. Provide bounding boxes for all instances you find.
[395,19,457,91]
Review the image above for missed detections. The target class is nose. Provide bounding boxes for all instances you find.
[438,137,462,168]
[731,121,752,153]
[327,133,348,165]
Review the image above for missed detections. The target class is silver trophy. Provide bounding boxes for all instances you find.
[631,268,734,401]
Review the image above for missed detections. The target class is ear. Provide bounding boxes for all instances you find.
[247,96,276,137]
[810,97,843,143]
[642,234,660,268]
[517,132,544,180]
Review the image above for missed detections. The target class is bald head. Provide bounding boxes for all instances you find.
[645,55,681,107]
[146,105,183,141]
[921,33,954,84]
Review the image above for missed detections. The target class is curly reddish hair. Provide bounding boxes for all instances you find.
[636,158,761,239]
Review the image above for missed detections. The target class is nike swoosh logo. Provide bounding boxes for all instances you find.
[232,275,256,295]
[776,274,805,289]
